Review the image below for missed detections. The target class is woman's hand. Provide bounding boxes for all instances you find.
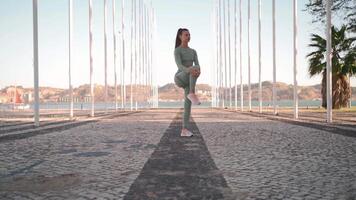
[193,69,200,77]
[189,67,200,78]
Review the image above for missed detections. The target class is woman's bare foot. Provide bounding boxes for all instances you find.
[181,128,193,137]
[187,93,201,105]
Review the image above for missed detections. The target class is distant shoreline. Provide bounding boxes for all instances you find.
[1,100,355,111]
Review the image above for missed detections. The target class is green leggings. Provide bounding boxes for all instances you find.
[174,67,199,129]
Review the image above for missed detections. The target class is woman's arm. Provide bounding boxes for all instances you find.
[174,48,191,73]
[193,50,200,69]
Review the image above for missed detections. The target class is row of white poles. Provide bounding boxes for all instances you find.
[129,0,156,110]
[211,0,333,123]
[32,0,157,126]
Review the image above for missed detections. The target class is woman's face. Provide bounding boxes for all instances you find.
[180,30,190,43]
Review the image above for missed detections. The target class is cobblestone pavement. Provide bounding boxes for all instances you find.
[194,109,356,200]
[0,110,175,199]
[1,108,355,199]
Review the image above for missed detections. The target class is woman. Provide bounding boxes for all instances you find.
[174,28,201,137]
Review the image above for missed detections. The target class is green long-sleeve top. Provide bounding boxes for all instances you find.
[174,46,200,74]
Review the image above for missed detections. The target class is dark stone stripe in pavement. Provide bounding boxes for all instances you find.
[274,118,356,138]
[0,120,98,143]
[223,109,356,138]
[0,112,140,143]
[123,113,235,200]
[0,120,73,135]
[0,121,34,129]
[0,160,44,179]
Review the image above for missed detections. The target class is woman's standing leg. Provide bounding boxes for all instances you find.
[183,86,191,129]
[174,69,199,130]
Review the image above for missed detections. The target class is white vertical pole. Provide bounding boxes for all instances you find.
[293,0,298,119]
[214,0,218,107]
[120,0,124,110]
[248,0,251,111]
[216,0,219,108]
[135,0,142,110]
[113,0,118,111]
[148,5,152,108]
[144,4,148,108]
[215,0,218,107]
[152,4,155,108]
[141,1,144,109]
[272,0,277,115]
[219,0,223,108]
[155,7,157,108]
[89,0,94,117]
[121,19,124,111]
[155,11,158,108]
[147,3,150,107]
[350,76,352,108]
[326,0,332,123]
[152,5,155,108]
[145,3,151,108]
[216,1,219,107]
[134,0,138,111]
[239,0,243,111]
[145,4,147,108]
[138,0,142,110]
[216,0,221,107]
[147,5,150,108]
[68,0,74,119]
[258,0,262,113]
[151,5,154,108]
[143,5,147,108]
[144,2,146,108]
[150,4,153,108]
[151,7,154,108]
[137,0,141,111]
[122,0,126,110]
[32,0,40,126]
[228,0,232,108]
[222,0,225,108]
[223,0,227,108]
[213,8,215,108]
[150,4,152,108]
[130,0,134,111]
[104,0,108,113]
[234,0,237,110]
[140,0,144,109]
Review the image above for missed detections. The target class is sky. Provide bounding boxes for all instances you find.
[0,0,354,89]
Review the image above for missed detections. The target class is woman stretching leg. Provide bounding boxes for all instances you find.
[173,28,201,137]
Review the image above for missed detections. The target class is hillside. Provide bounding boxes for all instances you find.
[1,82,356,102]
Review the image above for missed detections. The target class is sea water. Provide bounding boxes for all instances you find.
[1,100,355,111]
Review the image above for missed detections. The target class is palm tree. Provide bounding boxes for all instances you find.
[307,25,356,109]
